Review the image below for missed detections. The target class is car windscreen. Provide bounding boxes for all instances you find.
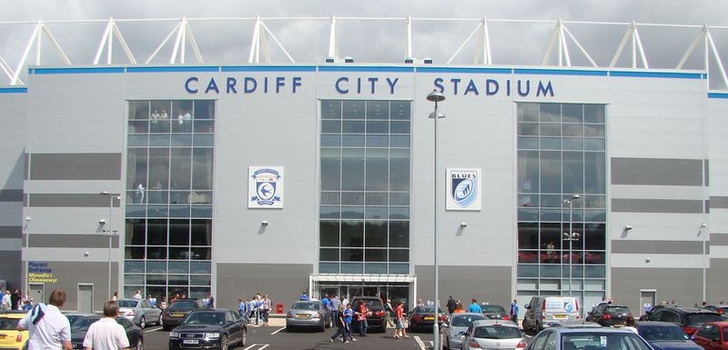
[0,318,20,330]
[168,301,196,310]
[357,299,384,310]
[639,325,690,341]
[415,306,444,314]
[605,307,630,314]
[483,305,506,314]
[562,333,652,350]
[292,302,319,310]
[184,312,224,325]
[686,314,723,327]
[450,314,485,327]
[71,317,100,331]
[117,300,139,308]
[473,325,521,339]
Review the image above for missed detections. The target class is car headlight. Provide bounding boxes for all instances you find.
[204,333,220,340]
[169,332,179,338]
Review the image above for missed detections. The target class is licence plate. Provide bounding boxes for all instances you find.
[554,314,567,319]
[424,316,435,321]
[295,314,310,319]
[172,313,184,317]
[182,339,199,344]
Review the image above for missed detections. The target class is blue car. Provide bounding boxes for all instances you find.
[636,321,704,350]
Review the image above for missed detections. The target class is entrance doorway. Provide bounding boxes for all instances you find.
[640,289,656,316]
[317,284,411,310]
[29,283,44,305]
[77,284,93,313]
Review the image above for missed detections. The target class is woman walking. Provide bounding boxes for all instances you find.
[394,301,409,339]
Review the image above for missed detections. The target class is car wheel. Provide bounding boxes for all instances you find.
[220,334,229,350]
[134,337,144,350]
[240,328,247,347]
[286,325,293,332]
[140,316,146,329]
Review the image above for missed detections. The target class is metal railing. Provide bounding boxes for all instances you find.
[1,16,727,89]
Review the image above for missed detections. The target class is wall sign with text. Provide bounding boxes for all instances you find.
[248,166,284,208]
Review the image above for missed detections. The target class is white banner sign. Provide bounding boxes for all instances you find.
[248,166,284,208]
[446,168,481,211]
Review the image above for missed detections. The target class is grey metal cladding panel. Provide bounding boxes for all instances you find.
[711,234,728,246]
[0,189,23,202]
[28,194,119,208]
[612,240,702,254]
[217,263,312,309]
[705,160,709,187]
[0,251,21,288]
[611,267,699,312]
[0,226,21,239]
[417,265,512,305]
[28,234,117,248]
[710,196,728,209]
[30,153,121,180]
[611,198,703,213]
[611,158,703,186]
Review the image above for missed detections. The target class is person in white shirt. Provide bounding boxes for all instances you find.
[1,290,10,310]
[83,301,129,350]
[17,288,72,350]
[132,290,142,300]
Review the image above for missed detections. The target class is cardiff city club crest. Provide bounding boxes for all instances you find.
[248,167,283,208]
[447,169,481,211]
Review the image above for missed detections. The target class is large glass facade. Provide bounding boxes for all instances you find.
[124,100,215,301]
[319,100,411,275]
[516,103,607,308]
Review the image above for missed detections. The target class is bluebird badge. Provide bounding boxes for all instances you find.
[248,167,284,208]
[446,168,481,211]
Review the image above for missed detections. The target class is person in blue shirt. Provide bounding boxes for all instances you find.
[467,298,482,313]
[509,299,519,325]
[299,291,310,301]
[342,303,356,341]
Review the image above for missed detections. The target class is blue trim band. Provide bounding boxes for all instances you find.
[318,66,414,73]
[416,67,511,74]
[0,87,27,93]
[708,92,728,99]
[32,67,125,74]
[514,68,607,76]
[222,66,316,72]
[127,66,220,73]
[609,71,704,79]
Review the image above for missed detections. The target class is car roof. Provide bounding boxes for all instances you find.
[702,321,728,327]
[637,321,682,327]
[662,306,720,315]
[189,308,228,313]
[471,319,519,327]
[548,326,638,334]
[450,312,484,317]
[547,321,603,329]
[117,298,141,302]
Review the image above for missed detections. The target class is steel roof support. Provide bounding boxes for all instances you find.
[93,18,137,65]
[610,21,649,69]
[327,16,338,59]
[11,20,71,85]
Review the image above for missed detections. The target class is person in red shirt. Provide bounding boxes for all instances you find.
[394,301,409,339]
[356,302,369,337]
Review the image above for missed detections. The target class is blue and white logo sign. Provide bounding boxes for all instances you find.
[248,166,284,208]
[446,168,481,211]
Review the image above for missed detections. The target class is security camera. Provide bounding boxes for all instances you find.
[460,222,467,228]
[645,257,651,263]
[701,223,707,228]
[624,225,632,231]
[261,220,269,226]
[99,218,106,225]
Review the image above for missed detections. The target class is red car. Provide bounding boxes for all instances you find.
[693,321,728,350]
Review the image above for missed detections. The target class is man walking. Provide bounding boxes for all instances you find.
[509,299,520,327]
[447,296,457,314]
[467,298,482,313]
[329,294,340,329]
[83,301,129,350]
[17,288,73,350]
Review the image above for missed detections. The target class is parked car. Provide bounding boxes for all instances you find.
[481,304,511,321]
[350,296,388,333]
[117,298,163,328]
[63,312,96,327]
[702,305,728,316]
[461,319,526,350]
[692,321,728,350]
[162,298,208,331]
[524,324,652,350]
[285,300,330,332]
[586,304,632,327]
[648,306,723,335]
[440,312,486,349]
[0,311,28,350]
[522,296,580,334]
[636,321,704,350]
[70,315,143,350]
[169,309,247,350]
[408,304,447,332]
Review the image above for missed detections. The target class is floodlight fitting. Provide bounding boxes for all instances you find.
[426,89,446,103]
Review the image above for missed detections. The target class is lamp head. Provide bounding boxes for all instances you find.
[426,89,446,103]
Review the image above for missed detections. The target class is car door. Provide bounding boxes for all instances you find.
[226,310,242,343]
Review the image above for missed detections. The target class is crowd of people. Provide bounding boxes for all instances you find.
[237,293,273,326]
[1,289,34,311]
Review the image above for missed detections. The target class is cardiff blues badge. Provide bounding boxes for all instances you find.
[248,167,284,208]
[446,168,482,211]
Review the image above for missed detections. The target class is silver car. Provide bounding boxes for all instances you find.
[285,300,330,332]
[440,312,487,349]
[461,319,526,350]
[117,298,163,329]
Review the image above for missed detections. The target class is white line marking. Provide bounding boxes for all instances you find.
[270,327,285,335]
[242,344,269,350]
[414,335,429,350]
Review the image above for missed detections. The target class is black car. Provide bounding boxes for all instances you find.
[481,304,511,321]
[70,316,143,350]
[408,305,447,332]
[647,306,723,335]
[350,297,388,333]
[586,304,632,327]
[169,309,247,350]
[163,299,208,331]
[636,321,704,350]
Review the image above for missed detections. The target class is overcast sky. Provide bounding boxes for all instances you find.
[2,0,728,86]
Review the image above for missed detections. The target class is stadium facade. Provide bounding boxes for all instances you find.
[1,17,728,314]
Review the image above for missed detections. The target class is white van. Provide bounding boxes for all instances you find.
[522,296,580,334]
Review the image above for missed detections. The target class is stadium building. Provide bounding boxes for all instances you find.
[1,16,727,313]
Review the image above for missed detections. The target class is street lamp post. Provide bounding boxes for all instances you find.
[563,194,580,296]
[100,191,121,301]
[427,89,445,350]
